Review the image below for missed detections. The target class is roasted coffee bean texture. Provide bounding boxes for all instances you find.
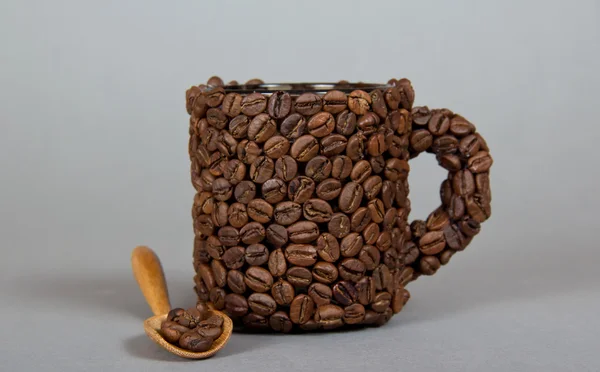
[188,76,493,332]
[160,304,225,352]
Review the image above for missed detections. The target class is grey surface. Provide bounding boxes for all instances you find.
[1,0,599,370]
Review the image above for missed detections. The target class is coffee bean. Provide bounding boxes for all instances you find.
[266,224,289,247]
[288,176,315,203]
[245,266,273,293]
[465,193,491,222]
[419,255,441,275]
[193,238,210,267]
[350,207,372,233]
[320,134,348,157]
[248,113,276,143]
[394,180,408,207]
[194,214,214,238]
[367,89,387,119]
[290,294,315,324]
[194,276,209,302]
[398,266,415,286]
[410,220,426,240]
[247,198,273,223]
[205,236,225,260]
[426,207,450,231]
[346,132,366,161]
[299,319,321,331]
[368,199,385,223]
[323,90,348,114]
[269,311,293,333]
[263,135,290,159]
[450,115,475,137]
[331,155,353,180]
[240,222,266,244]
[336,110,357,135]
[274,201,302,225]
[432,135,458,154]
[305,156,332,182]
[343,303,366,324]
[440,179,452,207]
[248,293,277,316]
[295,93,322,115]
[243,313,270,330]
[212,178,232,202]
[287,221,319,243]
[468,151,493,173]
[366,132,387,157]
[308,283,333,306]
[222,93,243,117]
[382,207,397,231]
[217,131,240,159]
[228,114,250,139]
[223,160,246,186]
[245,244,269,266]
[241,92,267,116]
[280,113,307,140]
[359,245,380,271]
[384,158,409,181]
[340,232,364,257]
[438,153,462,171]
[373,264,391,291]
[275,155,298,182]
[206,108,228,130]
[224,293,249,317]
[339,258,366,282]
[339,182,364,214]
[428,112,450,136]
[448,194,466,220]
[459,216,481,237]
[383,86,401,111]
[209,287,226,309]
[370,156,385,175]
[439,249,455,265]
[371,292,392,313]
[315,304,344,330]
[286,266,313,288]
[303,198,333,223]
[222,246,245,270]
[350,160,372,184]
[261,178,287,204]
[328,212,351,238]
[271,279,295,305]
[376,231,392,252]
[227,269,246,293]
[218,226,240,247]
[178,330,213,352]
[234,180,256,204]
[208,152,227,176]
[267,91,292,119]
[348,90,371,115]
[200,126,218,151]
[211,260,227,288]
[207,76,224,87]
[475,132,489,152]
[410,129,433,152]
[316,232,340,262]
[186,86,202,114]
[308,112,335,137]
[452,169,475,197]
[316,178,342,200]
[268,248,287,277]
[211,202,228,227]
[290,135,320,162]
[419,231,446,255]
[381,181,395,209]
[237,140,262,165]
[475,173,492,201]
[333,281,358,305]
[161,321,190,344]
[356,277,376,305]
[285,244,318,267]
[249,156,274,184]
[458,134,480,159]
[312,261,339,284]
[357,112,380,135]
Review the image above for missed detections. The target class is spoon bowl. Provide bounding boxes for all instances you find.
[132,245,233,359]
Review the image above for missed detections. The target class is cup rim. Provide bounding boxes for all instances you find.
[219,82,392,95]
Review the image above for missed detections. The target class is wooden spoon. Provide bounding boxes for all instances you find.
[131,245,233,359]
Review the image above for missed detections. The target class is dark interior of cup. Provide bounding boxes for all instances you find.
[221,83,391,95]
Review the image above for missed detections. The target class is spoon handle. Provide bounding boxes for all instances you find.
[131,246,171,316]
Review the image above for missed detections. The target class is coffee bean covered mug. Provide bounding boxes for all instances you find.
[187,76,493,332]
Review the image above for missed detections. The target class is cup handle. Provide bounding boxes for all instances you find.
[404,109,493,283]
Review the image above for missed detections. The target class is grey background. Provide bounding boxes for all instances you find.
[1,0,599,370]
